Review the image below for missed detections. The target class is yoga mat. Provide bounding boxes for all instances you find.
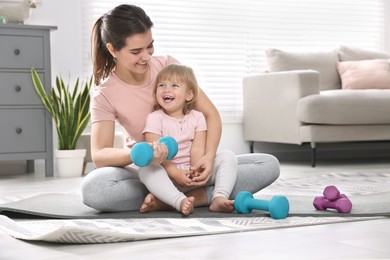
[0,192,390,219]
[1,171,389,243]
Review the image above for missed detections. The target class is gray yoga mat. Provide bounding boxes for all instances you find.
[0,192,389,219]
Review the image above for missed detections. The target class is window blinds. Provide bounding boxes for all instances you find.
[81,0,384,122]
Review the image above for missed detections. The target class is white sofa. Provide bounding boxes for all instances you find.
[243,46,390,166]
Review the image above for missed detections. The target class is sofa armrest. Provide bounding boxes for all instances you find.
[243,70,320,144]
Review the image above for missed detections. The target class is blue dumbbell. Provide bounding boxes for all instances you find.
[131,136,178,167]
[234,191,289,219]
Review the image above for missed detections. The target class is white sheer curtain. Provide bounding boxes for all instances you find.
[81,0,385,122]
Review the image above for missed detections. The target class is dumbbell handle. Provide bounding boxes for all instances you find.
[245,198,270,211]
[131,136,178,167]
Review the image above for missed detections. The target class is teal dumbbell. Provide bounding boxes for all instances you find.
[131,136,178,167]
[234,191,289,219]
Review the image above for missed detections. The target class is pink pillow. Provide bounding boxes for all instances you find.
[337,59,390,89]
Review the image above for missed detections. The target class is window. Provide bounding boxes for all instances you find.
[81,0,385,122]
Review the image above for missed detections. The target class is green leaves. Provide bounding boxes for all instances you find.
[31,68,92,150]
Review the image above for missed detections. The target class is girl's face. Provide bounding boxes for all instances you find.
[155,78,194,118]
[108,30,155,82]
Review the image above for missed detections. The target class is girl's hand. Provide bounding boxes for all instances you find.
[171,168,195,187]
[150,141,169,166]
[190,153,214,186]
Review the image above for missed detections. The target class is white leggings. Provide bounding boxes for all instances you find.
[138,150,237,211]
[81,152,280,212]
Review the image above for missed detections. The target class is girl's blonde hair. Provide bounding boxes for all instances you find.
[154,64,199,114]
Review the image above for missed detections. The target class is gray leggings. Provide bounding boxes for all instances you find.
[81,153,280,212]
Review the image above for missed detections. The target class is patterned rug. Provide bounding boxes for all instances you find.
[0,172,389,244]
[260,172,390,197]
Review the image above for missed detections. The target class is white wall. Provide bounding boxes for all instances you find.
[28,0,83,84]
[26,1,390,157]
[25,0,252,155]
[385,0,390,52]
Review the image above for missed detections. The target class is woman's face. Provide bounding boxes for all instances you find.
[110,30,155,78]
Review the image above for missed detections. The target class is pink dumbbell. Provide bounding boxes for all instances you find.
[323,185,347,201]
[313,196,352,213]
[313,186,352,213]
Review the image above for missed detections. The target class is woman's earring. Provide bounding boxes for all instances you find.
[113,56,117,62]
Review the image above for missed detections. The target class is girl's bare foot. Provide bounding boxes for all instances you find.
[209,197,235,213]
[180,196,195,216]
[140,193,171,213]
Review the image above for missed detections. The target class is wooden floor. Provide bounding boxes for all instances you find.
[0,158,390,260]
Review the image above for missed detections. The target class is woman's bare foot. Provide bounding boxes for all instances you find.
[209,197,235,213]
[140,193,172,213]
[180,196,195,216]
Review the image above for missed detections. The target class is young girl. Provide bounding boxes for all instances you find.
[81,4,280,213]
[139,64,237,215]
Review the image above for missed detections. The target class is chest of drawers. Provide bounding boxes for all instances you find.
[0,24,56,177]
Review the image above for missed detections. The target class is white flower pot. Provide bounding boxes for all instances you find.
[55,149,86,178]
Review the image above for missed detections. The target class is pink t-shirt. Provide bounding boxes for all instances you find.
[143,109,207,166]
[91,56,179,147]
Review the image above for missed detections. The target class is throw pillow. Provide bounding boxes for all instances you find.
[337,59,390,89]
[265,48,341,90]
[338,45,390,61]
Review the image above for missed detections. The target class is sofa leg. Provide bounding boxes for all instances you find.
[311,142,316,167]
[250,141,254,153]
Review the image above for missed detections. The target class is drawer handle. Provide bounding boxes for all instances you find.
[16,128,22,134]
[15,85,21,92]
[14,49,20,55]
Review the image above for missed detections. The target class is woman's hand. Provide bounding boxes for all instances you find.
[190,153,215,186]
[150,141,169,166]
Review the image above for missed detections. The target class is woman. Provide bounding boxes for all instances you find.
[81,4,280,212]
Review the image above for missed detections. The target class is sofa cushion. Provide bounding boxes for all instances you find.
[338,45,390,61]
[265,48,341,90]
[297,89,390,125]
[337,59,390,89]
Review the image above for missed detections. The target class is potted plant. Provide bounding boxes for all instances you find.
[31,68,92,177]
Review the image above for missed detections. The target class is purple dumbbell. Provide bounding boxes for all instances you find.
[313,186,353,213]
[313,196,352,213]
[323,185,347,201]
